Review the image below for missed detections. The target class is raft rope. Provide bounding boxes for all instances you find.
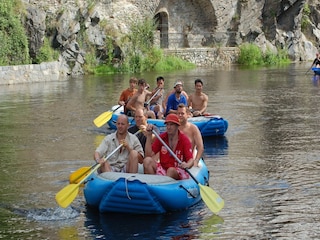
[179,185,196,198]
[124,175,137,200]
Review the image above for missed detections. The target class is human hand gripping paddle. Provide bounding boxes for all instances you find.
[144,88,161,108]
[68,130,142,184]
[56,143,124,208]
[152,130,225,214]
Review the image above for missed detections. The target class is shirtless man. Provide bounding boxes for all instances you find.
[188,79,208,117]
[149,76,165,119]
[126,79,156,118]
[177,104,204,167]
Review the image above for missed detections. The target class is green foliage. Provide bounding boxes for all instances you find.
[34,37,59,63]
[238,43,263,65]
[0,0,30,66]
[93,64,118,75]
[238,43,290,66]
[154,55,196,72]
[92,17,195,74]
[301,4,311,31]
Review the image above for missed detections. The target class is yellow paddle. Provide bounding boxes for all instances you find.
[55,144,123,208]
[93,88,161,128]
[152,130,224,214]
[69,166,92,184]
[93,105,122,128]
[68,130,143,184]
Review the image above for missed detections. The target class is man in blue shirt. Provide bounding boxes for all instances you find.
[165,81,188,116]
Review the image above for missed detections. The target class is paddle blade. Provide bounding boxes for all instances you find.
[69,167,91,184]
[93,111,113,127]
[199,184,224,214]
[55,184,80,208]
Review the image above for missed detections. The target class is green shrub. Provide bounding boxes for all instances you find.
[0,0,30,66]
[154,55,195,72]
[238,43,290,66]
[34,37,59,63]
[92,17,195,74]
[238,43,263,65]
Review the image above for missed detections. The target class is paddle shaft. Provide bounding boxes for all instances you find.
[152,130,225,214]
[70,130,142,184]
[144,88,162,107]
[152,130,199,184]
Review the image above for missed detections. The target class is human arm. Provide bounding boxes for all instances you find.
[118,91,126,106]
[126,94,137,112]
[94,136,110,163]
[145,125,158,157]
[192,126,204,167]
[179,133,194,169]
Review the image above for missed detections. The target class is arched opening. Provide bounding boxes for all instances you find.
[154,9,169,48]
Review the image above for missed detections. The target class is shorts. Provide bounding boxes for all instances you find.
[111,165,127,173]
[156,162,190,180]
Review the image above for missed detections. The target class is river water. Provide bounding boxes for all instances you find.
[0,64,319,239]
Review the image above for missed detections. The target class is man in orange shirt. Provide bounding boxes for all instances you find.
[118,77,138,114]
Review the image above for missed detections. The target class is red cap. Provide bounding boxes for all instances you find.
[164,114,180,125]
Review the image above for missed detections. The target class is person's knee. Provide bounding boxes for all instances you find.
[129,150,139,163]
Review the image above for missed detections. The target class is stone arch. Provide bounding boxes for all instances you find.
[155,0,218,48]
[154,8,169,48]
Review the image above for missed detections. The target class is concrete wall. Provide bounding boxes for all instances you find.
[0,47,239,85]
[164,47,240,67]
[0,61,63,85]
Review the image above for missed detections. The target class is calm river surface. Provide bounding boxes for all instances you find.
[0,63,319,239]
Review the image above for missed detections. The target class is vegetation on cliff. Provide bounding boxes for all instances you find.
[238,43,291,66]
[90,18,195,74]
[0,0,30,66]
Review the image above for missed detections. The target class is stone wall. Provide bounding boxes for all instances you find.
[164,47,240,67]
[0,61,63,85]
[0,48,240,85]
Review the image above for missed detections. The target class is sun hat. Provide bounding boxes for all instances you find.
[174,81,183,87]
[164,114,181,125]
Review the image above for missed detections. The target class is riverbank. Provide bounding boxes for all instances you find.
[0,47,240,85]
[0,61,67,85]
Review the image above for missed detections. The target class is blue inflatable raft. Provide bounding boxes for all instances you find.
[107,106,228,137]
[83,159,209,214]
[312,67,320,75]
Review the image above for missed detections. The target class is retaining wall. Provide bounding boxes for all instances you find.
[0,47,240,85]
[0,61,62,85]
[163,47,240,67]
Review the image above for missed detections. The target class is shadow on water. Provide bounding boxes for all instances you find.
[202,136,228,157]
[84,202,223,240]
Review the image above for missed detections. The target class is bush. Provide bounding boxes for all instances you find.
[0,0,30,66]
[92,17,195,74]
[238,43,290,66]
[238,43,263,65]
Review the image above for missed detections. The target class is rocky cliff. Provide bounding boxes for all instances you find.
[22,0,320,75]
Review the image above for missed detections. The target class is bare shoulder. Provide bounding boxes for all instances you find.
[190,123,200,133]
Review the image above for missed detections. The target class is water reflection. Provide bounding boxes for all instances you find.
[84,203,217,239]
[1,64,320,239]
[203,136,228,157]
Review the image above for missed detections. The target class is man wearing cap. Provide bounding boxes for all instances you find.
[165,80,188,116]
[143,113,194,180]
